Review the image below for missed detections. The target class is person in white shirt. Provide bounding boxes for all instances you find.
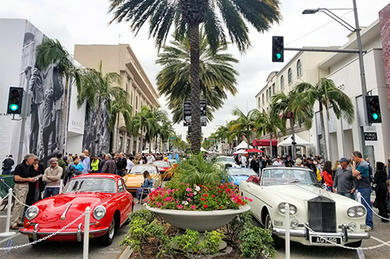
[240,155,247,168]
[146,153,155,164]
[272,156,284,166]
[126,155,135,173]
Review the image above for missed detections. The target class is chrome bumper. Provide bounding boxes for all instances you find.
[273,227,370,240]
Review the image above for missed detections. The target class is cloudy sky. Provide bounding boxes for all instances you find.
[1,0,389,138]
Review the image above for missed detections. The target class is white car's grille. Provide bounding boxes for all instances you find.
[308,196,337,233]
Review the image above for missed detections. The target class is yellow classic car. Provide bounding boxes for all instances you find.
[123,164,161,192]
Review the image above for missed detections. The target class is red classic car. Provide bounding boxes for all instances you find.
[20,173,134,246]
[153,160,171,173]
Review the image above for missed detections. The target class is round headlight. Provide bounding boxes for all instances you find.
[93,206,106,220]
[26,206,39,220]
[356,206,365,217]
[278,203,297,215]
[347,208,356,217]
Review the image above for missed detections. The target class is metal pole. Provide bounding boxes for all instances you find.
[285,203,290,259]
[0,188,16,237]
[83,207,90,259]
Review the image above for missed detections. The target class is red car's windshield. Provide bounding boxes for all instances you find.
[64,178,117,193]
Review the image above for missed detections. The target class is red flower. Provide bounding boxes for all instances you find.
[201,197,205,201]
[204,193,208,197]
[204,204,208,208]
[212,194,215,198]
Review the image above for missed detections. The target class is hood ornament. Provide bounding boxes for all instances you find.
[61,202,72,220]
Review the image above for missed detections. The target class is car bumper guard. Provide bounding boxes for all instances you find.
[273,227,370,241]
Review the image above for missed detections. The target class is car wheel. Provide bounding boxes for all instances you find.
[101,218,115,246]
[346,240,362,248]
[265,212,283,248]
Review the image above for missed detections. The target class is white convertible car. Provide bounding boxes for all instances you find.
[240,167,370,247]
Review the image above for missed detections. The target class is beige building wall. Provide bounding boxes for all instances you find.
[74,44,159,154]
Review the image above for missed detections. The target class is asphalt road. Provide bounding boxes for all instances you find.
[0,203,143,259]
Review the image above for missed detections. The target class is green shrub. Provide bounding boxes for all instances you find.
[171,229,224,255]
[239,225,275,259]
[201,231,224,254]
[131,208,154,223]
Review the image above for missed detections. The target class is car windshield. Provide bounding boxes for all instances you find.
[261,168,317,186]
[216,157,236,164]
[154,161,170,168]
[130,165,158,175]
[64,178,117,193]
[228,168,257,176]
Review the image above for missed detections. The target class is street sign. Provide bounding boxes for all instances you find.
[183,100,207,127]
[363,126,377,143]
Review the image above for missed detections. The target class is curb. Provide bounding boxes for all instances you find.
[118,246,133,259]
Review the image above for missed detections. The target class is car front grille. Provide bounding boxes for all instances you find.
[308,196,336,233]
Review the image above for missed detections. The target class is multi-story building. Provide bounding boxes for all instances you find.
[74,44,159,154]
[255,49,333,156]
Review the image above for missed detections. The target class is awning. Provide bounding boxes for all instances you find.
[252,139,278,147]
[246,148,264,153]
[234,149,248,154]
[277,135,311,147]
[234,140,252,150]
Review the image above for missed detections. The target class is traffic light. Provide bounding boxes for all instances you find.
[366,96,381,123]
[7,87,23,114]
[272,36,284,62]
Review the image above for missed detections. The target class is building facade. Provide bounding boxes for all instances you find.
[74,44,159,154]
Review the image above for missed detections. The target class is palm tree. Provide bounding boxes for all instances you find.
[129,106,150,153]
[251,108,285,157]
[156,32,238,124]
[36,38,79,149]
[272,91,313,158]
[77,62,132,152]
[230,108,257,148]
[159,119,175,152]
[109,0,280,153]
[295,78,354,159]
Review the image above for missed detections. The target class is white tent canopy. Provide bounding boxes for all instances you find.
[277,135,311,147]
[234,149,248,154]
[234,140,252,150]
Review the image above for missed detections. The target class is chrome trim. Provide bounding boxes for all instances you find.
[61,203,73,220]
[33,224,38,241]
[77,223,82,242]
[273,227,370,240]
[20,228,109,236]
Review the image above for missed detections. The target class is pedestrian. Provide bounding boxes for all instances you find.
[42,157,63,198]
[373,162,389,222]
[285,156,294,167]
[11,154,37,229]
[79,152,90,174]
[26,157,44,206]
[101,154,117,174]
[295,158,304,167]
[333,158,356,199]
[64,156,84,184]
[306,158,318,182]
[240,154,247,168]
[322,161,333,192]
[91,156,100,173]
[116,153,127,176]
[272,156,283,166]
[67,153,74,164]
[126,155,135,174]
[2,155,14,175]
[351,151,373,230]
[258,156,265,173]
[56,153,67,178]
[146,153,155,164]
[250,155,259,174]
[136,171,154,203]
[386,180,390,217]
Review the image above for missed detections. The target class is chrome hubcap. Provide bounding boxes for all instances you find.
[108,221,115,239]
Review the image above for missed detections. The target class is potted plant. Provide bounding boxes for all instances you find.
[145,154,251,231]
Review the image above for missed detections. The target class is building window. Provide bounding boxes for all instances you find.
[136,96,138,110]
[272,83,275,95]
[266,89,268,102]
[280,75,284,90]
[268,87,271,98]
[262,93,264,105]
[288,68,292,84]
[297,59,302,77]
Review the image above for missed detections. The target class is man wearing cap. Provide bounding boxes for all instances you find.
[43,157,63,198]
[333,158,356,199]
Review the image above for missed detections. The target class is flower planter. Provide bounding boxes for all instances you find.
[145,204,251,232]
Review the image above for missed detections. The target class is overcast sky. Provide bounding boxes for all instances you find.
[1,0,389,138]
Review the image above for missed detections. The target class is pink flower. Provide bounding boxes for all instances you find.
[191,205,196,210]
[165,197,171,202]
[187,198,191,202]
[186,188,192,192]
[249,198,253,202]
[177,204,183,209]
[244,197,248,200]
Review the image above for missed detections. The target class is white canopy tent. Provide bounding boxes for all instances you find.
[234,140,252,150]
[277,135,311,147]
[234,149,248,154]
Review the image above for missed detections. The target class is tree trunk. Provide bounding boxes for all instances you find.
[290,118,296,159]
[189,23,201,154]
[140,128,143,154]
[62,75,70,154]
[269,133,273,157]
[319,104,328,160]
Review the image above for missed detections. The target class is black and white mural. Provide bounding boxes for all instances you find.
[18,23,66,165]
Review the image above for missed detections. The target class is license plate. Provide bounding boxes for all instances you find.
[310,235,341,245]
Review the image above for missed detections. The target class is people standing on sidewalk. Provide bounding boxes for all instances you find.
[352,151,374,230]
[374,162,389,222]
[91,156,100,173]
[322,161,333,192]
[56,153,67,178]
[43,158,63,198]
[240,155,247,168]
[333,158,356,199]
[2,155,14,175]
[102,154,116,174]
[26,157,44,206]
[250,155,259,174]
[126,155,135,174]
[116,153,127,176]
[11,154,37,229]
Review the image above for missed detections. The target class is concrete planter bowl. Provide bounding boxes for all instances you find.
[146,204,251,232]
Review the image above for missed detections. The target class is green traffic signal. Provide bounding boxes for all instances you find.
[276,53,282,60]
[9,104,19,111]
[372,113,379,120]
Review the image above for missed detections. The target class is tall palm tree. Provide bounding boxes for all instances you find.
[159,119,175,152]
[251,108,285,157]
[230,108,256,148]
[77,62,132,151]
[36,38,79,150]
[109,0,280,153]
[272,91,313,158]
[157,32,238,124]
[129,106,150,152]
[295,78,354,159]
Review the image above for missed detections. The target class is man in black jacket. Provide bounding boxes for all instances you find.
[116,153,127,176]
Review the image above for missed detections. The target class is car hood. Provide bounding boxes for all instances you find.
[229,175,251,185]
[123,174,143,188]
[31,192,113,223]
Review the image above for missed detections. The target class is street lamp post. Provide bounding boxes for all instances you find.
[303,0,369,155]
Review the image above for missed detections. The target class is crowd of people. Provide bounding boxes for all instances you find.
[235,151,390,230]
